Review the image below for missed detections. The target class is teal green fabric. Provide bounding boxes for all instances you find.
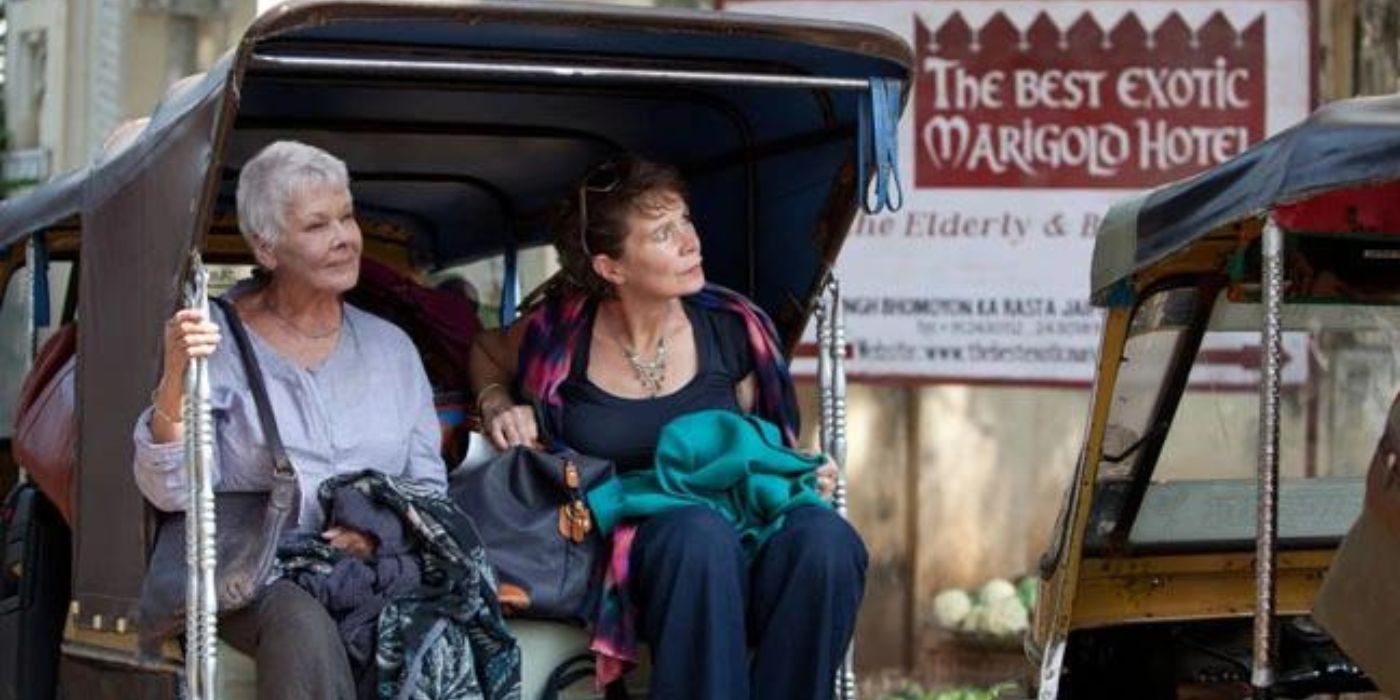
[587,410,829,555]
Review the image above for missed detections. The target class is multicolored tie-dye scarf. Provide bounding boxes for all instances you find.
[515,282,802,685]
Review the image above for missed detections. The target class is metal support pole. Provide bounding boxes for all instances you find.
[16,238,37,485]
[250,53,873,91]
[818,276,858,700]
[23,237,38,359]
[182,253,218,700]
[817,291,834,457]
[1253,218,1284,699]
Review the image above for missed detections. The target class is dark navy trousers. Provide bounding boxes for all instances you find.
[629,505,868,700]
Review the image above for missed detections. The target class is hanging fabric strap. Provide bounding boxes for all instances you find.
[499,243,520,327]
[856,78,905,214]
[31,234,51,329]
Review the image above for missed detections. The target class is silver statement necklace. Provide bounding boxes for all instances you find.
[611,305,680,398]
[621,335,669,397]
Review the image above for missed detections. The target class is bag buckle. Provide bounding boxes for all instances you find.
[558,461,592,543]
[559,500,593,543]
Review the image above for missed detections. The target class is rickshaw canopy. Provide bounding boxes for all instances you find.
[1091,93,1400,306]
[0,0,911,640]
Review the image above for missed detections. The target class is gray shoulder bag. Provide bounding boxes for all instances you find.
[134,296,298,657]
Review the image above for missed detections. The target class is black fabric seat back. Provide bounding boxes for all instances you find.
[0,482,71,700]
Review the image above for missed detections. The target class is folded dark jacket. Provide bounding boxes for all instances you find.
[281,486,423,681]
[278,472,521,700]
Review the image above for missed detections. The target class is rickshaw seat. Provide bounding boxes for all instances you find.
[436,392,475,468]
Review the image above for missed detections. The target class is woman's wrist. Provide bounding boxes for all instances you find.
[475,383,511,419]
[147,386,185,444]
[149,378,184,427]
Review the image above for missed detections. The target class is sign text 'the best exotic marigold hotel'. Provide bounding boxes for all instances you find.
[915,13,1266,188]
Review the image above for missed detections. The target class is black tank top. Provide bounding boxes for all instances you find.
[559,300,753,472]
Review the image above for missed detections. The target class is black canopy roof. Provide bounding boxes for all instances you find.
[1092,93,1400,305]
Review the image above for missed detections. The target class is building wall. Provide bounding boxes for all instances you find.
[1358,0,1399,94]
[4,0,68,176]
[806,382,1084,680]
[4,0,256,181]
[123,3,254,128]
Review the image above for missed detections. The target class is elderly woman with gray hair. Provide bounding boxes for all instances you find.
[132,140,447,699]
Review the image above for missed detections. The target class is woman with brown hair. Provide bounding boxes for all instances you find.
[471,156,865,700]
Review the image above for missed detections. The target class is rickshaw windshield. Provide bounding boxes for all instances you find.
[1155,293,1400,485]
[1093,286,1398,551]
[1098,287,1204,482]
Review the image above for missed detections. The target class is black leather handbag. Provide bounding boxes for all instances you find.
[448,444,613,625]
[134,297,298,656]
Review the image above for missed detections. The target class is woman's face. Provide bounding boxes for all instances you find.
[258,183,363,295]
[596,189,705,300]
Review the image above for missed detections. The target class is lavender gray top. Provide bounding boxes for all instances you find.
[132,288,447,533]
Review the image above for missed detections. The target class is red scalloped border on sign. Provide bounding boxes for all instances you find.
[914,10,1268,189]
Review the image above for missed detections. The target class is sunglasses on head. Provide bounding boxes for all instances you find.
[578,160,624,258]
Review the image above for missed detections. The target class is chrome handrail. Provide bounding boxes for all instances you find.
[818,275,858,700]
[182,253,218,700]
[249,53,873,91]
[1252,217,1283,698]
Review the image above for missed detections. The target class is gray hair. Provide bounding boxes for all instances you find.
[236,141,351,248]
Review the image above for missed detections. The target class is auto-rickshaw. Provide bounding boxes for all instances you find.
[0,2,911,697]
[1030,93,1400,699]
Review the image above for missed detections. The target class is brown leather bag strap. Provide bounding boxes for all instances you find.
[210,296,294,478]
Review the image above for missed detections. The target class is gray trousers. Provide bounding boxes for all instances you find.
[221,579,357,700]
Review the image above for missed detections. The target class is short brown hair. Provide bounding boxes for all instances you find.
[551,156,688,298]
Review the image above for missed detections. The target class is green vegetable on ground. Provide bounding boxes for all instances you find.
[1016,576,1038,612]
